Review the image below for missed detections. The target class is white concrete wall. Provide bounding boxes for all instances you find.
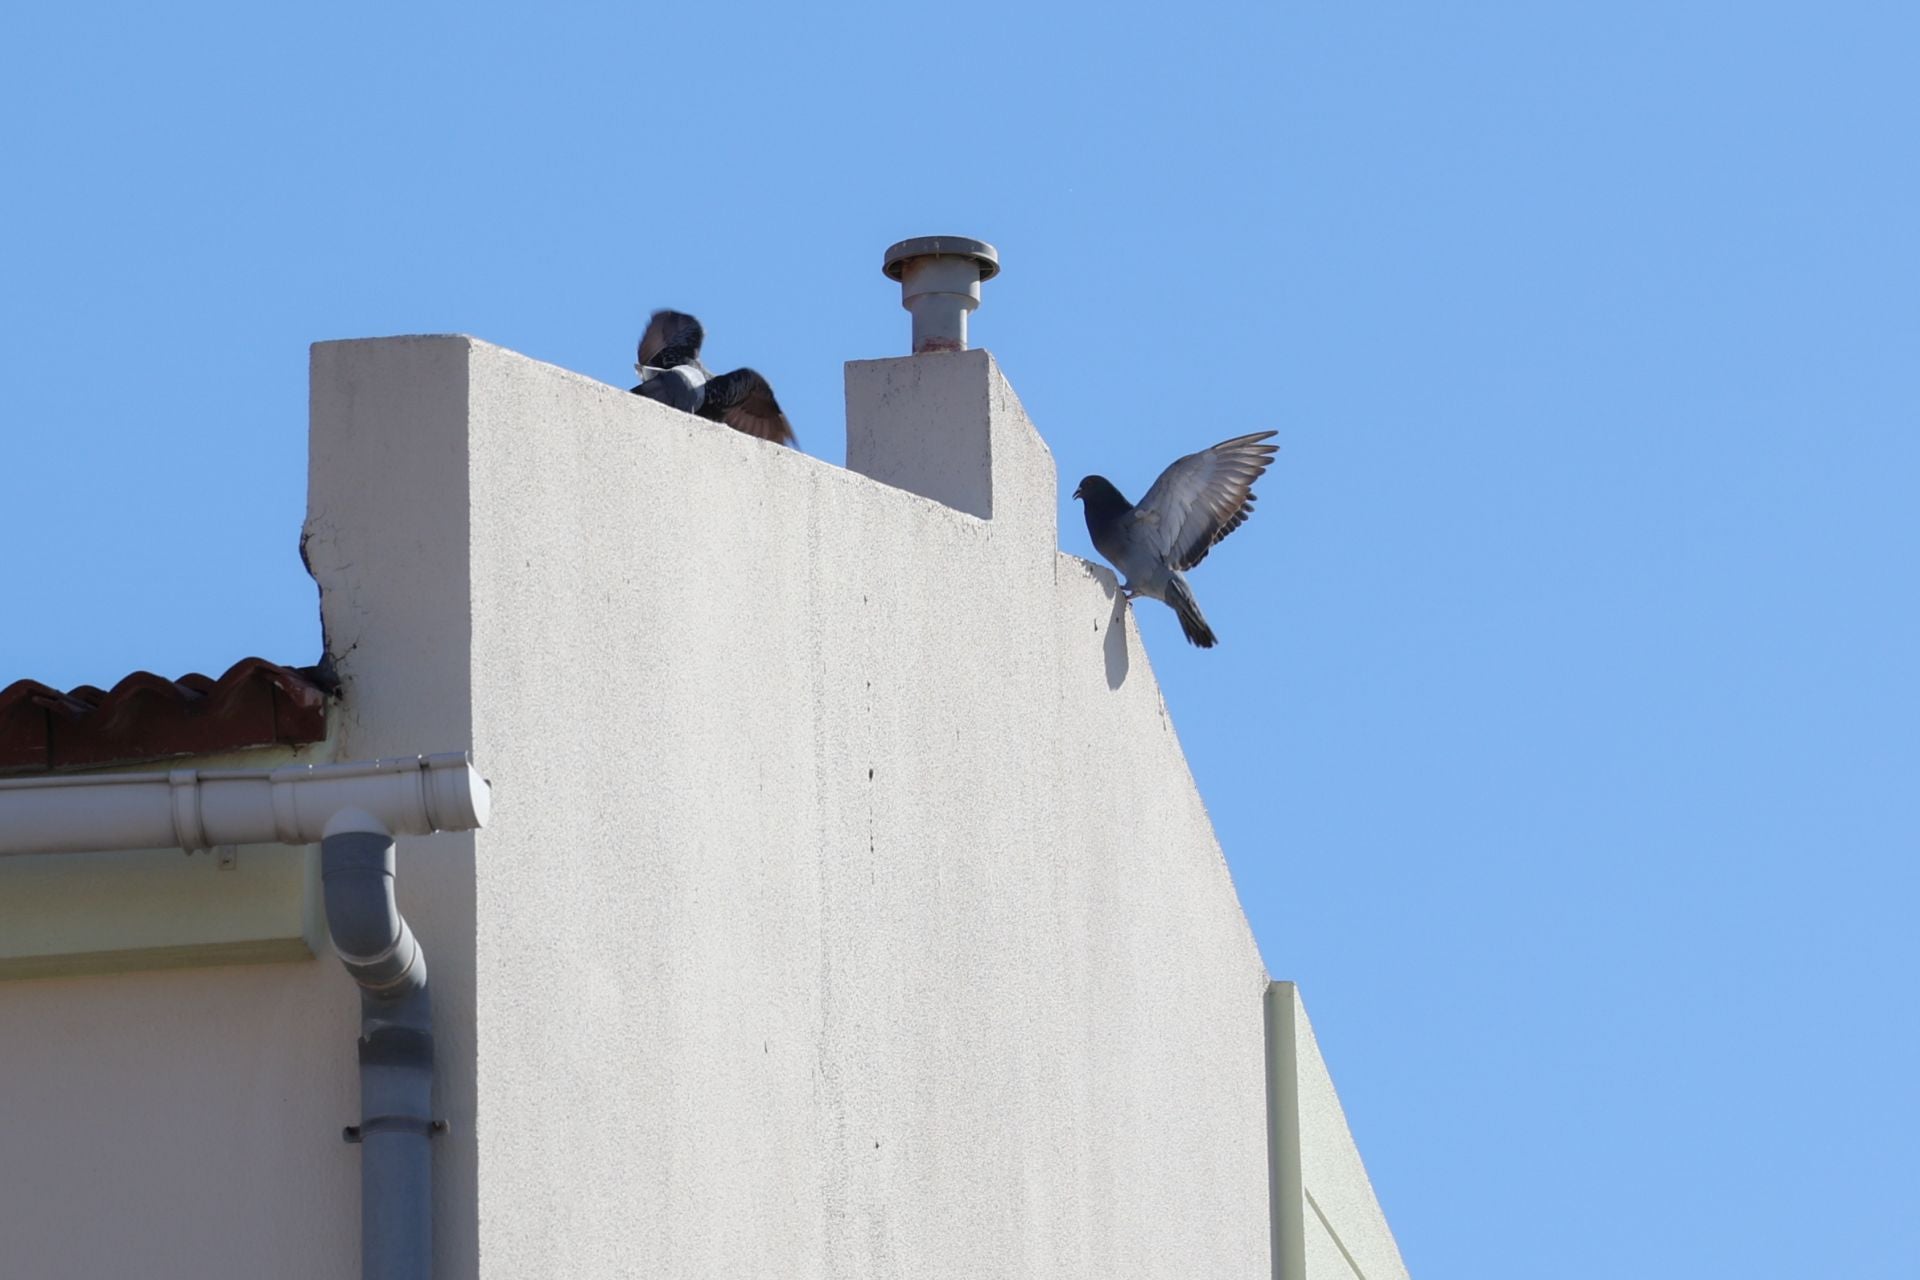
[304,336,1276,1277]
[0,338,1407,1279]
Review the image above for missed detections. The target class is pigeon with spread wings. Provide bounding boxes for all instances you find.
[1072,430,1279,648]
[630,309,796,446]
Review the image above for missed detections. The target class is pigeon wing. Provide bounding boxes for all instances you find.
[1130,430,1280,570]
[637,309,705,368]
[704,368,796,446]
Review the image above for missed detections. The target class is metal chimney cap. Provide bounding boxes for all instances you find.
[882,236,1000,283]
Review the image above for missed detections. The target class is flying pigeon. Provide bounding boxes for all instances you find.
[630,309,795,446]
[1072,430,1280,649]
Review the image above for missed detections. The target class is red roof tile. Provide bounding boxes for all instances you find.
[0,658,331,774]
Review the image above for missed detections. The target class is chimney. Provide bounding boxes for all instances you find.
[882,236,1000,354]
[847,235,1053,540]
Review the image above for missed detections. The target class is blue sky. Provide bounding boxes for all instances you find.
[4,2,1915,1273]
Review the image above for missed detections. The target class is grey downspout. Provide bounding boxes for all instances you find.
[323,809,436,1280]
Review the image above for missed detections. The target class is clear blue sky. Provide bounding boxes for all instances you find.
[4,3,1914,1273]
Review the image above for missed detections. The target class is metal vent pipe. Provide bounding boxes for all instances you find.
[882,236,1000,354]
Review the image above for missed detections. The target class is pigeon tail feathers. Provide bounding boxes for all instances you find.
[1164,575,1217,648]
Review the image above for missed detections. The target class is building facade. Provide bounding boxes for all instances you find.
[0,336,1405,1278]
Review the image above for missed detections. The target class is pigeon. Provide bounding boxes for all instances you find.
[629,309,796,446]
[1072,430,1280,648]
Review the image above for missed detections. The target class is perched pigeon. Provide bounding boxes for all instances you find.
[630,309,795,446]
[1073,430,1280,648]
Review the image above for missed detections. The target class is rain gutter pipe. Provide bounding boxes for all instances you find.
[0,752,490,1280]
[0,752,487,855]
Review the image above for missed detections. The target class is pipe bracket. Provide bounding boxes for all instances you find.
[342,1116,448,1143]
[168,769,208,852]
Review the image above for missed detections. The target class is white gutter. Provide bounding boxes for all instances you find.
[0,753,489,856]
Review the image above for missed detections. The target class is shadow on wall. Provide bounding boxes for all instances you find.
[1104,589,1130,691]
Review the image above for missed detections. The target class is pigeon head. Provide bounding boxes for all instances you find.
[637,309,706,373]
[1073,475,1132,520]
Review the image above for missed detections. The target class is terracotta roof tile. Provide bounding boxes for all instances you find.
[0,657,331,774]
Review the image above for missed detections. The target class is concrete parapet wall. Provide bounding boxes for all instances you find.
[0,337,1404,1279]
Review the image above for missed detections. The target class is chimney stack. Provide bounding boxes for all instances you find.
[882,236,1000,354]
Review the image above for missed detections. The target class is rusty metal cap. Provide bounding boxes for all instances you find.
[882,236,1000,283]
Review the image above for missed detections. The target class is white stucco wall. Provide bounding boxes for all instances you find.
[302,336,1276,1278]
[0,336,1406,1279]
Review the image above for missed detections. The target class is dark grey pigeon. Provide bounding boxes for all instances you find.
[629,309,796,446]
[1072,430,1279,648]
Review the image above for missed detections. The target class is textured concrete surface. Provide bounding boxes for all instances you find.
[1266,981,1408,1279]
[306,336,1274,1277]
[447,338,1274,1277]
[306,336,485,1276]
[0,338,1404,1278]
